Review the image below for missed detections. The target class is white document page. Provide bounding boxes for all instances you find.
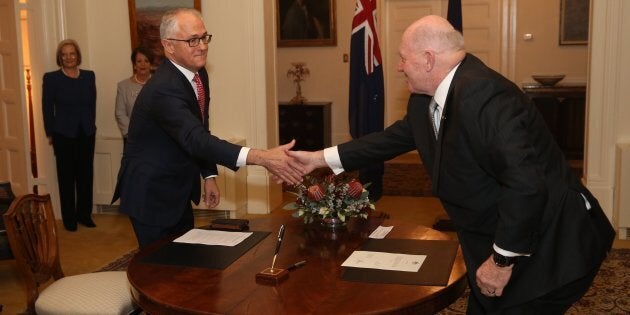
[369,226,393,239]
[341,251,427,272]
[173,229,252,246]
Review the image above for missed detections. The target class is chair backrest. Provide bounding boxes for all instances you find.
[3,194,64,312]
[0,181,16,260]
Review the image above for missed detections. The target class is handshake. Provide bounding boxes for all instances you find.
[246,139,329,185]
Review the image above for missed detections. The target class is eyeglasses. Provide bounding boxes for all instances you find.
[166,34,212,47]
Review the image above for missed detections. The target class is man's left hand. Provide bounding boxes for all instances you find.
[203,177,220,208]
[475,255,513,297]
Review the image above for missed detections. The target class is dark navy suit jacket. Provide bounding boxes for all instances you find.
[336,54,615,310]
[113,60,241,226]
[42,69,96,137]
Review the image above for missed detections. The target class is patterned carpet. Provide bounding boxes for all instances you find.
[99,248,138,272]
[102,248,629,314]
[382,161,433,196]
[438,248,630,314]
[380,158,582,197]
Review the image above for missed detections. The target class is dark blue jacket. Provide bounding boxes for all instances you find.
[112,60,241,226]
[42,69,96,137]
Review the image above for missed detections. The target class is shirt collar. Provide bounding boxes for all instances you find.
[433,62,461,109]
[169,60,196,82]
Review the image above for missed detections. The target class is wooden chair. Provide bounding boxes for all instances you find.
[0,181,15,260]
[3,194,137,314]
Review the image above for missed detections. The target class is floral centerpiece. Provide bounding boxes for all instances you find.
[285,174,375,225]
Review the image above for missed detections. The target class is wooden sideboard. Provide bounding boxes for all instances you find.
[279,102,331,151]
[522,84,586,161]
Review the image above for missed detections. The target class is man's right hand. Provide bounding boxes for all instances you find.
[269,149,331,184]
[286,150,327,175]
[247,140,306,185]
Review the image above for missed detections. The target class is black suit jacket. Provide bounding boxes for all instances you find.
[42,69,97,137]
[338,54,614,309]
[113,60,242,226]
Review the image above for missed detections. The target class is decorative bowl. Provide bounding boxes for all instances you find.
[532,75,565,86]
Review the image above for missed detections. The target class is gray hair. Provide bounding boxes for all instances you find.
[410,24,465,54]
[160,8,202,39]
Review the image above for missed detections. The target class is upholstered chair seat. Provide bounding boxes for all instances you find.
[35,271,135,314]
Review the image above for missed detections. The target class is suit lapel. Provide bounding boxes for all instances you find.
[199,67,210,126]
[431,59,462,195]
[431,94,451,195]
[408,94,439,190]
[162,61,205,123]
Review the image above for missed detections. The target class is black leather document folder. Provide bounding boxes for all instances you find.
[341,239,459,286]
[141,231,270,269]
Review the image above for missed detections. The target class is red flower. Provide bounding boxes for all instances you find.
[347,179,363,199]
[307,184,325,201]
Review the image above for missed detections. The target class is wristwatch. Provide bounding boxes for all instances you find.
[492,250,517,267]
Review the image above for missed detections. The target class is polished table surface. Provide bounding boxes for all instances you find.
[127,214,467,314]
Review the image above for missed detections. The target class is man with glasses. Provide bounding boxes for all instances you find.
[113,8,305,247]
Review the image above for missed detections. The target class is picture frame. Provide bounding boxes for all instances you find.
[559,0,589,45]
[127,0,201,66]
[277,0,337,47]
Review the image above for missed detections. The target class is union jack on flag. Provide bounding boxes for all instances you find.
[351,0,382,76]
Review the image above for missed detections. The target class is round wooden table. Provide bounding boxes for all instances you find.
[127,214,467,314]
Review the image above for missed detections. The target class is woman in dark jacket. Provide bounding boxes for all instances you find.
[42,39,97,231]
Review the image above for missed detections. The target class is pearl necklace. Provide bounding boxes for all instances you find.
[134,74,150,85]
[62,68,79,78]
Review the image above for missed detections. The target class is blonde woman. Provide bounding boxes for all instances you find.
[42,39,96,231]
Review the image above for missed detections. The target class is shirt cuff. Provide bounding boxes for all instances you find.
[493,244,531,257]
[204,175,217,180]
[580,193,592,210]
[324,146,344,175]
[236,147,250,167]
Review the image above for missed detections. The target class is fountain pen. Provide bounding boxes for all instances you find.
[270,224,285,271]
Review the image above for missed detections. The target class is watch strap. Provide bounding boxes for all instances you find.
[493,250,517,267]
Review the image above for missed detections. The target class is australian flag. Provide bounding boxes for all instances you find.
[349,0,384,201]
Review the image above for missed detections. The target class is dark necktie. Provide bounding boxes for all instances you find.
[193,73,205,121]
[429,98,440,139]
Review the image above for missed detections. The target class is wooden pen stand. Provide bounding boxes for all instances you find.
[255,267,289,285]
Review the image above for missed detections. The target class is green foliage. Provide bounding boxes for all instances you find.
[292,174,374,223]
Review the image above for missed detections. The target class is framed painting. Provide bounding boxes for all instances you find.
[128,0,201,66]
[277,0,337,47]
[559,0,589,45]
